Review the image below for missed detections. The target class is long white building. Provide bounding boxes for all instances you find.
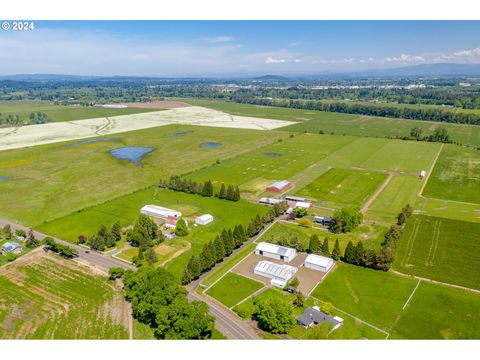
[304,254,334,273]
[254,260,298,288]
[140,205,182,220]
[255,242,297,263]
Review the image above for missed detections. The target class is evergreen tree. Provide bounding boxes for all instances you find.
[206,181,214,197]
[111,221,122,242]
[146,247,158,265]
[201,181,209,197]
[354,241,364,266]
[343,241,355,263]
[137,247,144,261]
[3,224,12,240]
[218,183,226,199]
[226,185,234,201]
[25,229,40,248]
[175,218,189,236]
[332,239,341,260]
[182,267,192,285]
[188,255,201,279]
[214,236,225,262]
[397,211,407,226]
[233,186,241,201]
[157,229,165,244]
[321,237,330,256]
[308,234,320,254]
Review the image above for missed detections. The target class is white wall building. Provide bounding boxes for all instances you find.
[304,254,334,273]
[195,214,214,225]
[255,242,297,263]
[141,205,182,220]
[295,201,312,209]
[254,260,298,288]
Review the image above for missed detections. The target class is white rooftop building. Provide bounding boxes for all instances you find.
[259,197,282,205]
[295,201,312,209]
[195,214,214,225]
[141,205,182,220]
[255,242,297,263]
[304,254,334,273]
[254,260,298,288]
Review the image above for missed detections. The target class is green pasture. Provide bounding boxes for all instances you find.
[415,196,480,224]
[394,215,480,290]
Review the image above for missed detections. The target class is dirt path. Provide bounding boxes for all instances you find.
[361,173,394,213]
[419,143,444,197]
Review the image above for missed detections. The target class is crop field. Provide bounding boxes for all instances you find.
[38,187,269,278]
[262,221,387,253]
[0,124,280,226]
[186,133,354,193]
[394,215,480,290]
[183,99,480,147]
[205,272,264,308]
[0,101,156,123]
[296,168,388,207]
[415,197,480,223]
[423,145,480,204]
[367,175,423,222]
[0,249,129,339]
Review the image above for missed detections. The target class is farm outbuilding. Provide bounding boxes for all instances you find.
[255,242,297,262]
[259,197,282,205]
[267,180,291,193]
[285,195,305,202]
[304,254,334,273]
[296,306,344,330]
[1,241,23,255]
[295,201,312,210]
[254,260,298,288]
[313,216,333,226]
[141,205,182,220]
[195,214,214,225]
[419,170,426,178]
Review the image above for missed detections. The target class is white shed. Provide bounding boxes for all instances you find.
[254,260,298,288]
[255,242,297,263]
[304,254,334,273]
[195,214,214,225]
[141,205,182,219]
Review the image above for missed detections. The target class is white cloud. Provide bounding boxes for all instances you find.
[204,36,234,43]
[265,57,286,64]
[384,53,426,63]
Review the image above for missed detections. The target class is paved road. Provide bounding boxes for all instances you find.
[0,219,135,271]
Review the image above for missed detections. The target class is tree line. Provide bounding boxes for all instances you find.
[0,112,48,127]
[159,176,240,201]
[44,237,79,258]
[182,201,288,285]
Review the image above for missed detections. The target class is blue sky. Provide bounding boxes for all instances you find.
[1,21,480,76]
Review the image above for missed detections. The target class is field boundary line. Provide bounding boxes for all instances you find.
[390,269,480,294]
[361,172,394,213]
[402,279,421,310]
[230,286,268,310]
[309,295,390,337]
[403,217,420,266]
[419,143,444,196]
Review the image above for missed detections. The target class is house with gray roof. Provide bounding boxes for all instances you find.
[296,306,344,330]
[1,241,23,255]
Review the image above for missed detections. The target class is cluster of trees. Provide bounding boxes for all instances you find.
[182,202,288,285]
[408,127,451,143]
[253,297,296,334]
[25,229,40,249]
[159,176,240,201]
[85,221,123,252]
[232,96,480,126]
[44,237,78,258]
[343,204,413,271]
[0,112,48,127]
[308,235,342,260]
[123,268,215,339]
[125,215,166,266]
[330,207,363,233]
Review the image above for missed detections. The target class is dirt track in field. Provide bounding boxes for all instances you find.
[121,100,191,109]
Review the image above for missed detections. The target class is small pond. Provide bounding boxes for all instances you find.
[168,131,191,137]
[199,142,221,148]
[264,152,282,158]
[0,176,9,181]
[109,146,155,165]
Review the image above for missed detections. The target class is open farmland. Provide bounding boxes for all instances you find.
[423,144,480,204]
[296,168,388,207]
[37,187,269,278]
[0,249,129,339]
[205,272,264,308]
[394,215,480,290]
[415,196,480,223]
[0,124,281,226]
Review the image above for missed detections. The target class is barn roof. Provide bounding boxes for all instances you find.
[256,242,296,258]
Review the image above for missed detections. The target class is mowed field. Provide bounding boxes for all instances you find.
[0,249,129,339]
[311,263,480,339]
[394,215,480,290]
[296,168,388,206]
[423,144,480,204]
[182,98,480,147]
[37,187,269,278]
[0,124,282,226]
[0,101,155,123]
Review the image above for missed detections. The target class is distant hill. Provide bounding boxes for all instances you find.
[251,74,291,81]
[358,63,480,77]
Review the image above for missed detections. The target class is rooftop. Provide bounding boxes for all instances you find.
[296,307,343,328]
[254,260,298,281]
[256,242,296,258]
[305,254,334,267]
[269,180,290,189]
[2,241,22,253]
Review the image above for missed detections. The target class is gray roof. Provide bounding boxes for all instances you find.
[296,307,342,328]
[2,241,22,253]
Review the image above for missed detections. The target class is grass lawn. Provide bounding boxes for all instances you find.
[311,263,417,331]
[0,250,129,339]
[0,101,156,123]
[423,144,480,204]
[201,242,257,287]
[262,221,387,254]
[415,196,480,224]
[394,215,480,290]
[367,175,423,222]
[132,319,156,340]
[0,124,281,226]
[390,281,480,339]
[233,288,295,319]
[38,187,269,279]
[296,168,388,207]
[205,272,264,308]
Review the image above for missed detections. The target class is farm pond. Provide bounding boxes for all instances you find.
[109,146,155,165]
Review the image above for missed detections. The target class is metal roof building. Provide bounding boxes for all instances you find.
[266,180,291,193]
[254,260,298,288]
[1,241,23,254]
[304,254,334,273]
[195,214,214,225]
[255,242,297,263]
[259,197,282,205]
[141,205,182,220]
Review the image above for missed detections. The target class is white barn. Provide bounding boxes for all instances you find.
[254,260,298,288]
[141,205,182,220]
[195,214,214,225]
[255,242,297,263]
[304,254,334,273]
